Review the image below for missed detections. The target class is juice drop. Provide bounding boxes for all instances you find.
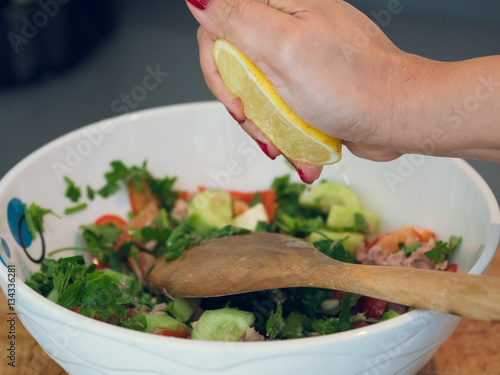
[304,183,313,198]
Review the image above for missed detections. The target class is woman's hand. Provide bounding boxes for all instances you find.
[186,0,500,177]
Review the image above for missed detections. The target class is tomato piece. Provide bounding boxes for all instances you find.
[228,189,277,221]
[127,180,159,215]
[95,214,127,228]
[92,257,109,270]
[358,297,388,320]
[177,190,189,200]
[445,264,458,272]
[113,201,160,252]
[366,235,380,250]
[403,225,436,242]
[113,231,131,252]
[228,191,256,204]
[152,328,190,339]
[259,190,277,222]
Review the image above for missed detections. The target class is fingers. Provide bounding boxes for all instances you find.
[239,119,281,160]
[188,0,294,68]
[291,161,323,185]
[189,0,324,183]
[197,27,246,121]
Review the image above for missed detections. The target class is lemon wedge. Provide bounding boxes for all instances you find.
[213,39,342,166]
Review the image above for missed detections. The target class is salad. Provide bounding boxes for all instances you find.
[25,160,460,341]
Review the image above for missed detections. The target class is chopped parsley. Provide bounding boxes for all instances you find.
[403,242,423,257]
[64,176,82,203]
[24,203,60,239]
[271,175,327,237]
[86,185,95,201]
[26,255,148,329]
[64,203,88,215]
[425,236,462,264]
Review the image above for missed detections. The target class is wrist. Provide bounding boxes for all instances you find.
[389,54,500,160]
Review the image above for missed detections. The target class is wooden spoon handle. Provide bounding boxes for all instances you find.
[313,263,500,321]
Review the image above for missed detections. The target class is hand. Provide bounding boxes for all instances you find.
[186,0,500,173]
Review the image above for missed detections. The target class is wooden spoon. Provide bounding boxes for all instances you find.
[147,232,500,321]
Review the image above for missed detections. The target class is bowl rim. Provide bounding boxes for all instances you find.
[0,100,499,351]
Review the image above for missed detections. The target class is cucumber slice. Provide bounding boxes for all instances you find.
[191,307,255,341]
[326,206,380,234]
[299,182,363,211]
[144,313,189,333]
[167,298,201,323]
[308,230,365,255]
[188,190,232,235]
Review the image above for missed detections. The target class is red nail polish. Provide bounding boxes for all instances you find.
[294,165,307,183]
[186,0,209,10]
[228,111,245,125]
[256,140,276,160]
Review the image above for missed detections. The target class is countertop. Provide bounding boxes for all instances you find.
[1,246,499,375]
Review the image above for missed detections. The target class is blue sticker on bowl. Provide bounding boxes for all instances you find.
[8,198,32,248]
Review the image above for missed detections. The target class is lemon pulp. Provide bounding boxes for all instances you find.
[213,39,342,166]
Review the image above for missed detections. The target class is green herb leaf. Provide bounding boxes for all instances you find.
[207,225,251,239]
[148,175,179,211]
[249,192,262,207]
[281,312,313,339]
[97,160,148,198]
[24,203,60,239]
[353,213,368,232]
[380,309,400,321]
[425,236,461,265]
[403,242,423,257]
[313,239,353,263]
[64,176,82,203]
[64,203,88,215]
[266,302,285,340]
[311,294,354,335]
[87,185,95,201]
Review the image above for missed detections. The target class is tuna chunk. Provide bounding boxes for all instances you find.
[171,199,189,222]
[241,328,266,342]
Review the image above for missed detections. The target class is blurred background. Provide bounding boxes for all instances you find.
[0,0,499,201]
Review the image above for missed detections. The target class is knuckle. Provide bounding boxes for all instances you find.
[217,0,247,24]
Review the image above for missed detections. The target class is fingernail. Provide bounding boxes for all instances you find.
[293,165,307,183]
[228,111,245,125]
[186,0,209,10]
[256,140,276,160]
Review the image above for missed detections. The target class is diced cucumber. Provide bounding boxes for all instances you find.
[308,230,365,255]
[191,307,255,341]
[188,190,232,235]
[326,205,380,234]
[167,297,201,323]
[144,313,189,333]
[232,202,268,231]
[299,182,363,212]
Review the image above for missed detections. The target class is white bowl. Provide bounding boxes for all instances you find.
[0,101,499,375]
